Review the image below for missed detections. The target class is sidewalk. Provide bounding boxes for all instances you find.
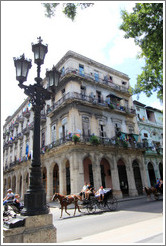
[61,215,163,244]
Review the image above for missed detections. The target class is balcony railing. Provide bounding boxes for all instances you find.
[18,132,23,139]
[40,134,144,155]
[41,114,46,123]
[23,109,30,118]
[22,126,30,135]
[60,67,130,94]
[46,92,136,115]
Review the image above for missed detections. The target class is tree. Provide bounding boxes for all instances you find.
[42,3,94,21]
[120,3,163,101]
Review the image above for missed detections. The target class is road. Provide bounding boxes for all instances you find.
[50,197,163,243]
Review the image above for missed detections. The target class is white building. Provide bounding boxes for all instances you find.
[3,51,148,201]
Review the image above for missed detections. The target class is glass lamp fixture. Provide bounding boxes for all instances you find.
[32,36,48,65]
[46,66,61,88]
[13,54,32,84]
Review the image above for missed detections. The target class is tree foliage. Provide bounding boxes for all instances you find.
[42,3,94,21]
[120,3,163,101]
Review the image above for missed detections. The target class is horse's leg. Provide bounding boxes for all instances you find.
[76,201,81,212]
[65,204,70,216]
[60,205,63,218]
[73,203,76,216]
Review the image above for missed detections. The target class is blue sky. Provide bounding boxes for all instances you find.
[1,1,163,126]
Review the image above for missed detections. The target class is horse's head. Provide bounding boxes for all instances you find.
[52,193,59,201]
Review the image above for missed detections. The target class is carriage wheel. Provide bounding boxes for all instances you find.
[107,197,118,211]
[86,201,96,214]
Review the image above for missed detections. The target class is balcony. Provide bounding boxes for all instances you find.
[19,115,24,122]
[9,125,14,132]
[18,132,23,139]
[41,114,46,123]
[28,122,34,130]
[13,136,18,143]
[46,92,136,116]
[14,121,19,128]
[3,142,9,150]
[60,67,130,95]
[23,109,30,118]
[42,134,144,155]
[8,140,13,147]
[22,126,30,135]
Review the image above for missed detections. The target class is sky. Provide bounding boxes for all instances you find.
[1,1,164,127]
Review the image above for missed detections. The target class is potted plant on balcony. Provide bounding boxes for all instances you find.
[90,135,100,145]
[72,134,80,144]
[108,103,115,109]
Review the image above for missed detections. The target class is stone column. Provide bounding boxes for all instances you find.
[46,164,53,202]
[69,152,84,194]
[125,161,138,197]
[21,171,26,201]
[111,155,122,199]
[140,157,149,187]
[154,160,160,180]
[92,154,102,190]
[16,172,20,195]
[59,160,66,194]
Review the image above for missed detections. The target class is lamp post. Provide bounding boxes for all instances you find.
[13,37,52,216]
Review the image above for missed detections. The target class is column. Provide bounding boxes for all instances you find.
[111,155,123,199]
[46,164,53,202]
[21,171,26,200]
[125,162,138,197]
[59,161,66,194]
[140,157,149,187]
[92,155,102,190]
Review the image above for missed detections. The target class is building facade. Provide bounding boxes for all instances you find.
[3,51,149,202]
[133,101,163,187]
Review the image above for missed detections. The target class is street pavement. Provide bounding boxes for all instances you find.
[48,195,164,244]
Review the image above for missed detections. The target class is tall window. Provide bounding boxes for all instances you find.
[41,131,45,148]
[96,91,102,103]
[51,124,56,142]
[94,71,99,82]
[82,116,90,137]
[79,64,84,76]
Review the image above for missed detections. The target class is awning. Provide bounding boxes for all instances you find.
[106,93,122,100]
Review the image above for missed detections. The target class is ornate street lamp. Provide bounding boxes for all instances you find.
[13,37,52,216]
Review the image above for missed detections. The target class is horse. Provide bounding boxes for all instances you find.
[143,186,159,200]
[52,193,82,218]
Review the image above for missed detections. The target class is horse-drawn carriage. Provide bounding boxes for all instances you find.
[52,188,118,218]
[80,188,118,214]
[143,186,163,201]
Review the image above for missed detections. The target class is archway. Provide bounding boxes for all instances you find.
[132,160,143,195]
[53,163,59,194]
[117,159,129,196]
[148,162,156,186]
[100,158,112,188]
[83,157,94,186]
[43,167,47,193]
[66,160,71,195]
[159,162,163,180]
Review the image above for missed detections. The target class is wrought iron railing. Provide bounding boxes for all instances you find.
[46,91,136,115]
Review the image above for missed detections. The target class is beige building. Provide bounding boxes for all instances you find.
[3,51,148,202]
